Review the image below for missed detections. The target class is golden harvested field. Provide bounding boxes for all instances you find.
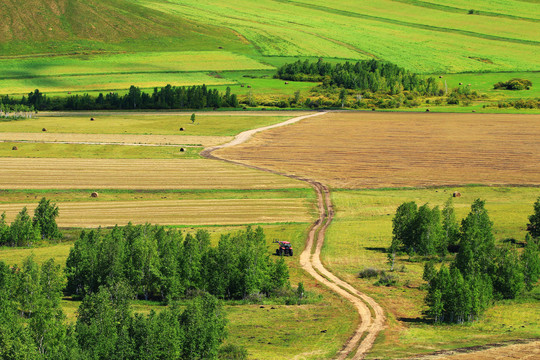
[0,158,307,190]
[0,132,230,147]
[0,198,310,227]
[216,112,540,188]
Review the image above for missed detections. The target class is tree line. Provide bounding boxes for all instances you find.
[0,85,239,111]
[0,198,61,247]
[275,58,440,96]
[65,224,290,302]
[0,257,227,360]
[390,197,540,323]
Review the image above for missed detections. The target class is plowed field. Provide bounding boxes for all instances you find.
[216,112,540,188]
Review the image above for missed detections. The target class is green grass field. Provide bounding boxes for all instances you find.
[0,114,291,136]
[322,186,540,358]
[0,142,203,159]
[1,0,538,102]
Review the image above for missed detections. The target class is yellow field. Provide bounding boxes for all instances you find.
[0,132,230,147]
[0,198,311,227]
[216,112,540,188]
[0,158,307,190]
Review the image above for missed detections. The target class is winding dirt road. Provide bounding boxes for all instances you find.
[201,112,385,359]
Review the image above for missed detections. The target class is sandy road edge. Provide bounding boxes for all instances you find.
[201,111,385,359]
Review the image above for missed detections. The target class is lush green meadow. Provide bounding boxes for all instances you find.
[322,186,540,358]
[1,0,538,104]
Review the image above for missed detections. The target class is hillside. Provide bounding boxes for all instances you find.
[0,0,249,55]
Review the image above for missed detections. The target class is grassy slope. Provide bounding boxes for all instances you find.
[323,186,540,358]
[1,0,538,98]
[0,0,249,55]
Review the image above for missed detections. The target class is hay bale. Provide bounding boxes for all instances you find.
[459,82,463,85]
[12,146,18,150]
[453,191,461,198]
[472,110,476,113]
[371,108,376,111]
[180,147,185,152]
[439,75,443,78]
[179,127,184,131]
[218,46,223,49]
[240,84,245,88]
[91,192,99,198]
[42,128,47,132]
[247,85,251,88]
[285,82,289,84]
[90,117,95,121]
[426,108,430,112]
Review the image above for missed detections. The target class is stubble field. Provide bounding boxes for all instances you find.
[216,112,540,188]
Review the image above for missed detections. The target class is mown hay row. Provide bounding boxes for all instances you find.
[0,198,311,227]
[0,158,307,189]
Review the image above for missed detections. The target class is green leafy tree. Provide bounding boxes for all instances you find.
[527,196,540,239]
[191,113,196,123]
[522,234,540,290]
[181,293,227,360]
[455,199,495,276]
[441,197,459,251]
[9,207,40,247]
[492,246,525,299]
[33,198,61,240]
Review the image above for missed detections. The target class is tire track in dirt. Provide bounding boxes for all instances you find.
[201,111,385,359]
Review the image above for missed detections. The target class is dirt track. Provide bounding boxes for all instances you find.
[202,112,385,359]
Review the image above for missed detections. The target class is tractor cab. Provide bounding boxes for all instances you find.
[275,240,293,256]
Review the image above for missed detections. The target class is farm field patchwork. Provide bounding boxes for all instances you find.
[0,51,270,95]
[139,0,540,73]
[216,111,540,189]
[322,187,540,358]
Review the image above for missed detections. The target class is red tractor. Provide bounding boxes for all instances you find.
[275,240,293,256]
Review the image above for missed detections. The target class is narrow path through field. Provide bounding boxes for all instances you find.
[201,112,385,359]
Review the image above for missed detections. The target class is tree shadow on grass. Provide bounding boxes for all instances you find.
[364,247,387,253]
[398,317,432,324]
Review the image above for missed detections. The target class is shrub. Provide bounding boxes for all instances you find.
[358,267,382,279]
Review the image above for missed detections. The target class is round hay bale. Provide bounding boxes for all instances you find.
[426,108,430,112]
[453,191,461,198]
[285,82,289,84]
[371,108,376,111]
[472,110,476,113]
[90,117,95,121]
[42,128,47,132]
[12,146,18,150]
[247,85,251,88]
[218,46,223,49]
[180,147,185,152]
[179,127,184,131]
[242,106,247,110]
[459,82,463,85]
[439,75,443,78]
[91,192,99,198]
[468,84,471,86]
[240,84,245,88]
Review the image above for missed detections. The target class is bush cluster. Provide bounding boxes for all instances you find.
[0,198,61,247]
[494,78,532,90]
